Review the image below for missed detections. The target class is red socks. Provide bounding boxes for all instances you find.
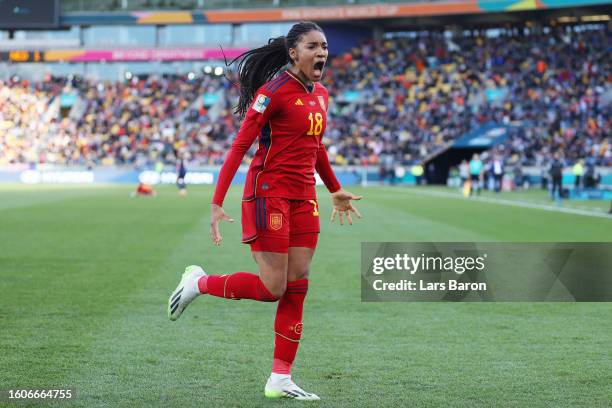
[197,274,309,375]
[272,279,308,375]
[198,272,278,302]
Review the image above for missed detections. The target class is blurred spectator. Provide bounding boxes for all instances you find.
[492,155,504,193]
[459,160,470,188]
[572,160,584,188]
[469,153,483,195]
[549,152,564,200]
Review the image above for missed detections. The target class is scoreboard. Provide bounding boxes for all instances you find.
[0,50,44,62]
[0,0,59,29]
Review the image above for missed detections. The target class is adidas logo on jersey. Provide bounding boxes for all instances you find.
[294,98,304,106]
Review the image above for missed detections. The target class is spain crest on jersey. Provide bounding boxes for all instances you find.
[270,213,283,230]
[252,94,270,113]
[317,95,326,111]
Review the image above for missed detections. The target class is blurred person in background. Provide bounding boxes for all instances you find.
[492,155,504,193]
[469,153,483,196]
[459,160,470,192]
[549,152,564,201]
[583,161,600,188]
[411,163,424,186]
[131,182,156,197]
[573,160,584,189]
[176,155,187,196]
[379,149,395,185]
[513,165,526,190]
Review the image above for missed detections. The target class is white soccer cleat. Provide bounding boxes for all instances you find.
[168,265,206,321]
[264,375,320,401]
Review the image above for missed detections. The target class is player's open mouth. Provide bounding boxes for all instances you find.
[313,61,325,77]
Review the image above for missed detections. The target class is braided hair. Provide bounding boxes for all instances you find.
[224,21,324,118]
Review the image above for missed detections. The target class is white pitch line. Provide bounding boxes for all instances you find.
[384,187,612,219]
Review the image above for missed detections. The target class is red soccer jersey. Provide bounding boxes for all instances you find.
[212,70,341,206]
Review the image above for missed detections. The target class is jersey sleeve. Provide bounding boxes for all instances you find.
[315,142,341,194]
[212,87,277,206]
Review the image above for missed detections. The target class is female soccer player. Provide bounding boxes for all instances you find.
[168,21,362,401]
[176,155,187,196]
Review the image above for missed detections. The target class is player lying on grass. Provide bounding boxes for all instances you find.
[131,182,156,197]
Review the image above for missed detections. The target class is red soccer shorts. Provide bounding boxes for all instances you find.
[242,197,320,253]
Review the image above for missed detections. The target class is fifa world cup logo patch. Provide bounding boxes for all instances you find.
[252,93,270,113]
[270,213,283,230]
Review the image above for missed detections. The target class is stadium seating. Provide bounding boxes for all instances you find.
[1,24,610,168]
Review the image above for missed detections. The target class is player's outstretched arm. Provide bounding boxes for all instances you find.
[330,189,362,225]
[210,204,235,246]
[210,87,277,246]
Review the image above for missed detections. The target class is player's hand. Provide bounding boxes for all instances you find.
[330,189,363,225]
[210,204,234,246]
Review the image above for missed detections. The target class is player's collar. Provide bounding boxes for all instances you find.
[285,69,314,93]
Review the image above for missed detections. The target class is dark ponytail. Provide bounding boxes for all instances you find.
[224,21,324,118]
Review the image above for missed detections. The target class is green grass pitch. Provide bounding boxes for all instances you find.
[1,184,611,407]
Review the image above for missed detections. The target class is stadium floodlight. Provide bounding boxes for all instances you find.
[214,67,224,76]
[203,65,212,74]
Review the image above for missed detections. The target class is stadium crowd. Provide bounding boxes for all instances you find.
[0,75,231,166]
[0,23,610,169]
[323,24,610,168]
